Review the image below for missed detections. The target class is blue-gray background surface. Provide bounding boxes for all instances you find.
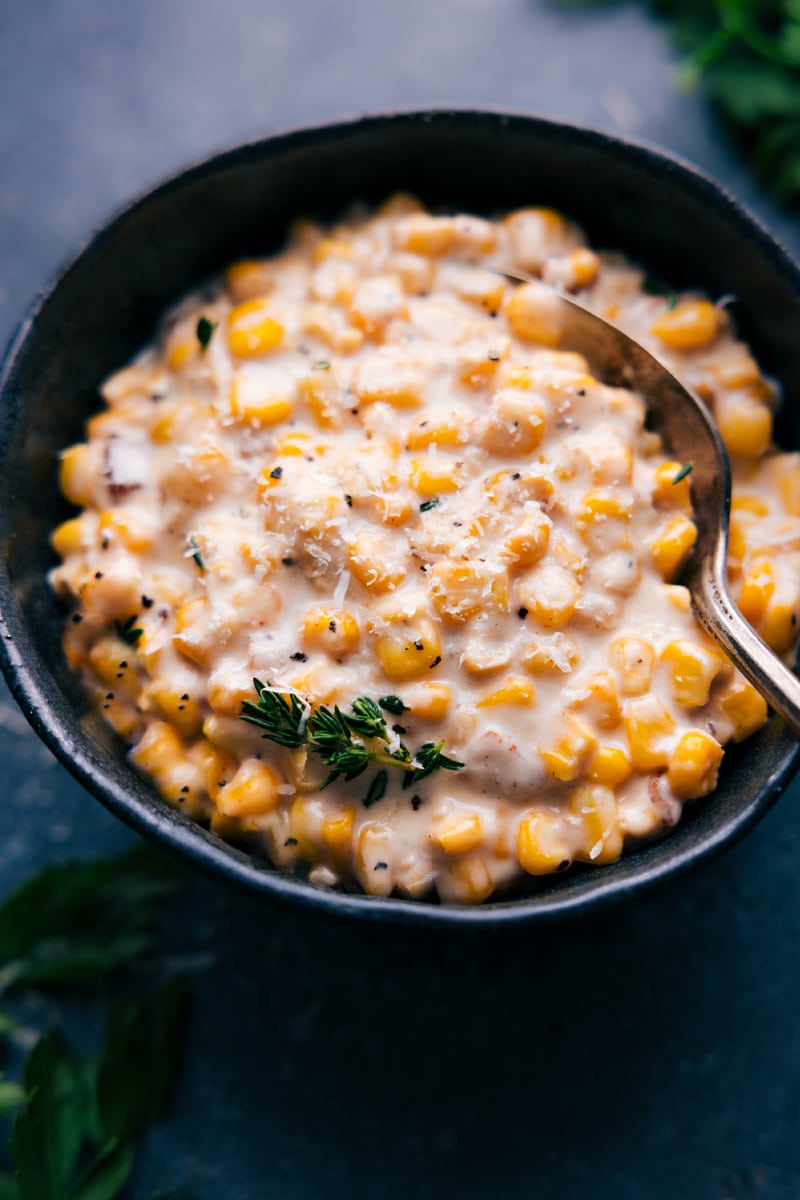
[1,2,799,1197]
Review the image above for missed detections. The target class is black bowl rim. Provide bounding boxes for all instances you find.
[2,105,800,928]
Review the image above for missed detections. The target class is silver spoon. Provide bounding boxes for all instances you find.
[497,272,800,735]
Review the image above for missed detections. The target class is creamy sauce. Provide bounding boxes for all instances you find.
[50,196,800,903]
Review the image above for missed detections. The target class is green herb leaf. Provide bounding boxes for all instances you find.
[195,316,217,351]
[558,0,800,202]
[0,846,175,993]
[419,498,440,513]
[672,461,694,484]
[403,741,465,789]
[312,360,331,371]
[187,536,205,570]
[114,616,143,647]
[0,1077,26,1117]
[10,1031,91,1200]
[0,1173,20,1200]
[67,1139,134,1200]
[242,679,463,793]
[363,769,388,808]
[666,291,679,310]
[378,695,410,715]
[96,979,188,1143]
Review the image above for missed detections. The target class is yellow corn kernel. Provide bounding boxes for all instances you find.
[517,565,580,630]
[504,207,573,272]
[623,695,676,770]
[289,797,323,863]
[716,395,772,458]
[406,681,452,721]
[230,372,293,426]
[408,458,462,497]
[225,260,274,301]
[227,300,284,358]
[521,633,579,676]
[173,596,212,667]
[59,444,98,507]
[451,268,505,313]
[166,337,194,372]
[438,855,494,904]
[298,368,342,429]
[98,509,154,553]
[88,638,134,689]
[352,354,423,408]
[649,514,698,580]
[101,365,158,406]
[165,440,231,505]
[589,441,633,487]
[718,677,768,742]
[452,213,497,255]
[571,671,620,729]
[373,492,416,527]
[505,282,563,346]
[653,461,693,511]
[348,276,407,338]
[737,561,775,625]
[347,531,405,593]
[429,560,508,624]
[775,456,800,516]
[576,488,632,549]
[661,639,724,708]
[712,353,761,390]
[80,572,142,623]
[434,813,483,856]
[216,758,281,817]
[147,680,204,738]
[301,607,360,656]
[540,712,598,782]
[406,412,466,451]
[321,806,355,861]
[312,237,353,264]
[732,493,770,518]
[570,784,623,865]
[517,810,572,875]
[191,740,237,802]
[587,746,633,787]
[130,721,184,777]
[481,390,547,456]
[51,516,91,558]
[385,250,436,296]
[503,509,550,566]
[356,822,394,896]
[102,697,140,741]
[374,616,442,682]
[651,300,720,350]
[761,582,800,653]
[667,731,724,800]
[395,214,455,257]
[477,676,536,708]
[567,247,600,289]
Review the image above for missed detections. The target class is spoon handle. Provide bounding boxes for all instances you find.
[692,569,800,737]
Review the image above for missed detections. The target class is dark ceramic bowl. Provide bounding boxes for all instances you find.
[2,109,799,927]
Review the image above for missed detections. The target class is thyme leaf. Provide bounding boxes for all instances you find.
[240,680,464,801]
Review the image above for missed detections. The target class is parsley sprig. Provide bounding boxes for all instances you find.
[558,0,800,202]
[0,847,197,1200]
[240,680,464,795]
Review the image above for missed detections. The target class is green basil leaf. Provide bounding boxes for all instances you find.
[97,978,188,1141]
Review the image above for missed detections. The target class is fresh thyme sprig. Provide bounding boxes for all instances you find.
[240,679,464,796]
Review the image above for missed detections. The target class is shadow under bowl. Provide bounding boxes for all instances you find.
[1,109,799,927]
